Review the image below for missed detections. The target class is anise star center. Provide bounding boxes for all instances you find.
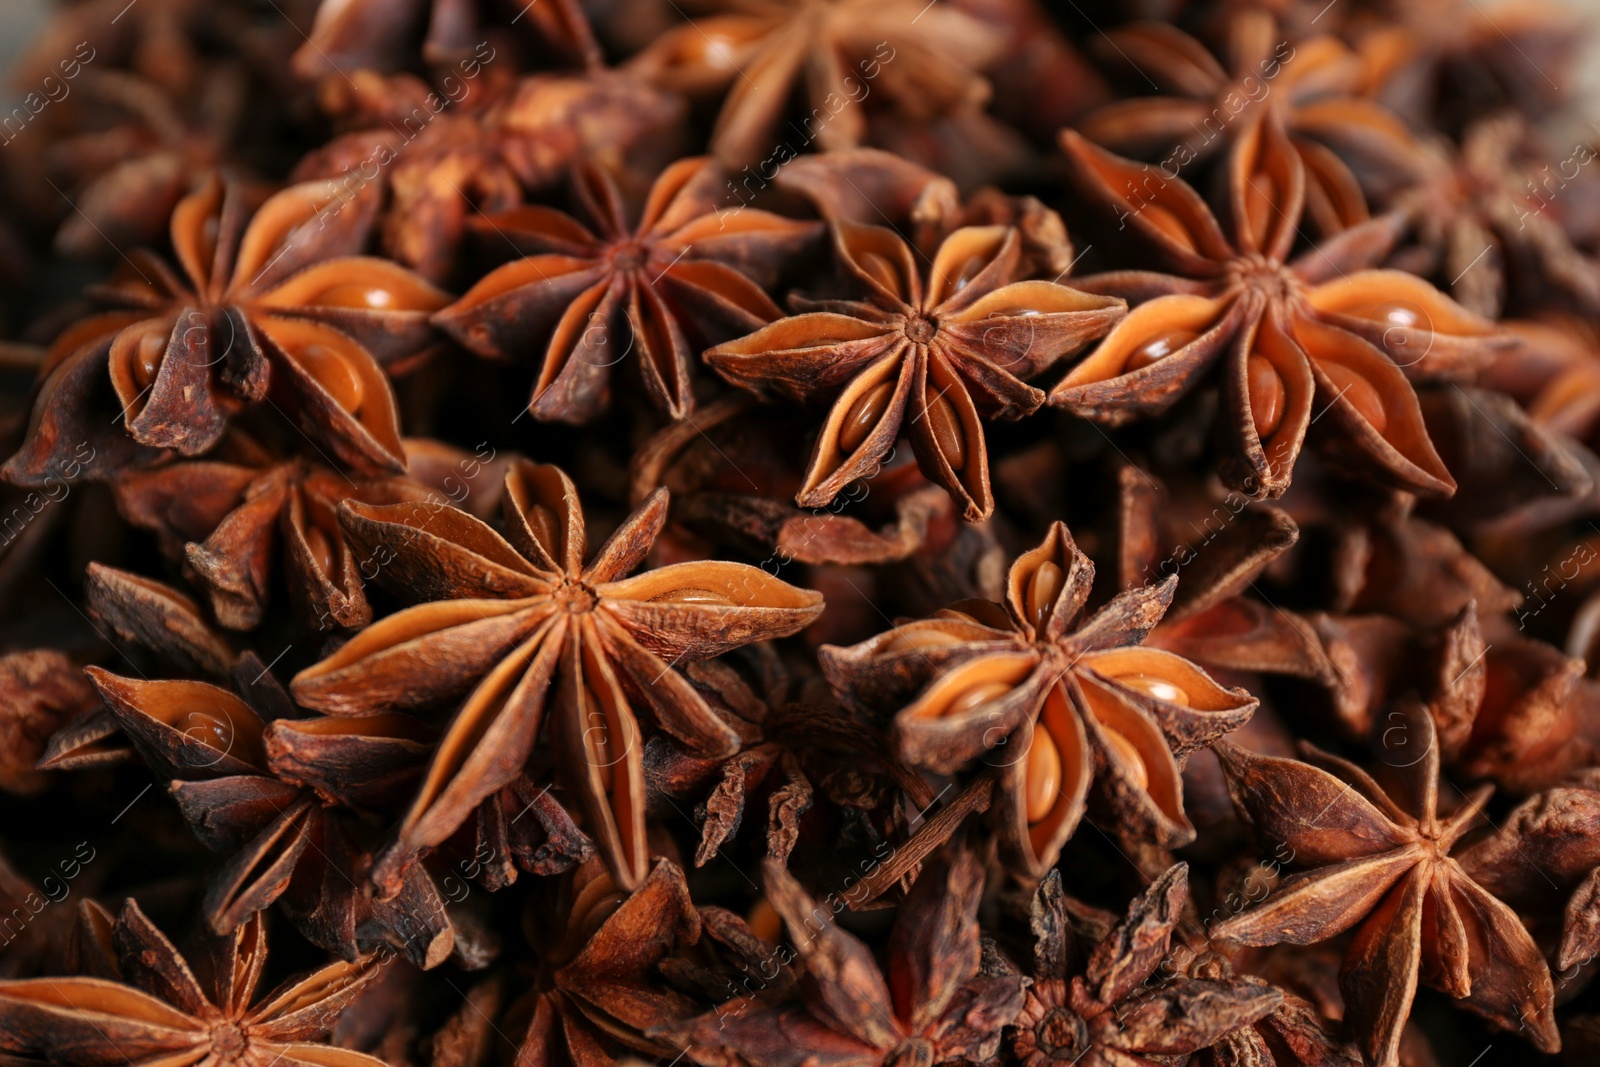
[608,241,651,273]
[1226,253,1301,304]
[554,580,600,614]
[904,313,938,344]
[209,1021,250,1060]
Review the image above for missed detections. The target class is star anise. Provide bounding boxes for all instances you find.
[295,68,686,286]
[822,522,1257,876]
[1454,771,1600,975]
[0,649,98,794]
[1375,113,1600,318]
[292,0,600,77]
[627,0,1006,167]
[507,856,707,1064]
[291,459,824,892]
[707,222,1125,520]
[1053,113,1511,498]
[685,844,1025,1067]
[1210,706,1559,1066]
[1182,951,1362,1067]
[436,157,818,422]
[113,434,441,631]
[84,663,462,968]
[4,175,450,486]
[0,900,385,1067]
[1012,864,1283,1067]
[1078,11,1398,236]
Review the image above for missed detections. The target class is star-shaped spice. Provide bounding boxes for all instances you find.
[708,222,1125,520]
[1053,113,1510,498]
[1211,706,1558,1067]
[628,0,1006,166]
[1012,864,1283,1067]
[292,0,600,76]
[437,157,818,423]
[822,522,1257,876]
[5,175,449,486]
[1079,12,1396,236]
[0,900,384,1067]
[85,663,460,969]
[292,459,825,892]
[113,437,439,631]
[686,845,1024,1067]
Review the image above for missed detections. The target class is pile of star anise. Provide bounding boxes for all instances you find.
[10,0,1600,1065]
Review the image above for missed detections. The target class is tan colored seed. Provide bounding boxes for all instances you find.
[1025,726,1062,823]
[299,343,365,415]
[1247,354,1285,440]
[926,391,965,471]
[1117,672,1190,706]
[1026,560,1063,630]
[1322,362,1387,434]
[1104,728,1148,791]
[839,381,894,454]
[1124,329,1200,373]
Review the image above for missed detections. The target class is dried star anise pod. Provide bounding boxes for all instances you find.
[83,660,462,968]
[112,435,440,631]
[291,459,824,892]
[627,0,1006,167]
[1012,864,1283,1067]
[1375,113,1600,318]
[1211,705,1559,1066]
[0,648,99,794]
[506,856,706,1064]
[1078,12,1393,236]
[295,69,687,287]
[5,174,449,485]
[1183,951,1362,1066]
[822,522,1256,876]
[0,900,384,1067]
[685,844,1024,1067]
[1054,113,1510,498]
[1454,771,1600,975]
[436,157,818,423]
[707,222,1125,520]
[292,0,600,76]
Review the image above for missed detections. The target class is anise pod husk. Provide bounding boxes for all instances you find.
[1054,115,1513,499]
[6,175,449,487]
[1211,705,1559,1066]
[685,845,1024,1067]
[0,649,99,794]
[292,462,823,894]
[0,900,387,1067]
[708,223,1126,520]
[823,523,1256,877]
[437,156,817,423]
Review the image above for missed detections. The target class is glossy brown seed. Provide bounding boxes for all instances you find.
[1117,673,1190,706]
[942,680,1013,718]
[304,525,337,576]
[1323,362,1387,432]
[886,628,965,654]
[1103,727,1148,790]
[299,344,365,414]
[1247,354,1286,439]
[134,332,166,389]
[840,382,895,453]
[746,897,782,944]
[926,390,966,471]
[1025,725,1062,822]
[1349,300,1424,328]
[1025,561,1063,630]
[314,284,397,310]
[1124,329,1200,373]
